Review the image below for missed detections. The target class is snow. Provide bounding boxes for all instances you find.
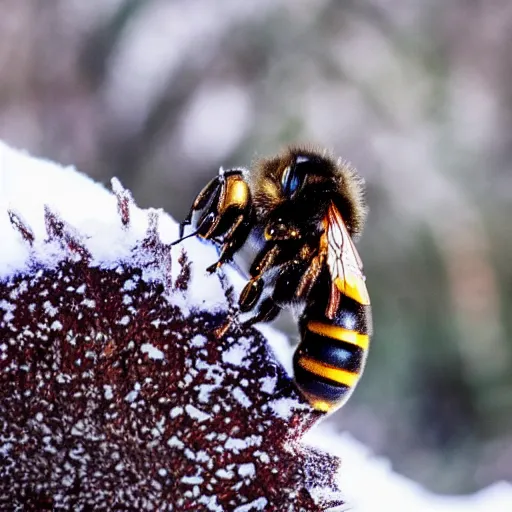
[304,424,512,512]
[222,338,250,367]
[269,397,308,420]
[140,343,165,360]
[185,404,211,423]
[0,140,229,315]
[233,497,268,511]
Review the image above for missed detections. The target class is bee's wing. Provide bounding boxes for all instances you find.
[325,203,370,307]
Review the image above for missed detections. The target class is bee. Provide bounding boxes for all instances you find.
[176,147,372,413]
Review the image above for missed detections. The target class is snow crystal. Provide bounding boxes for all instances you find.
[269,398,308,420]
[237,463,255,478]
[185,404,210,422]
[190,334,207,347]
[232,387,252,407]
[181,476,204,485]
[233,497,268,511]
[221,337,251,367]
[50,320,63,331]
[259,376,276,395]
[167,436,184,449]
[170,406,183,418]
[215,468,234,480]
[140,343,165,360]
[103,385,114,400]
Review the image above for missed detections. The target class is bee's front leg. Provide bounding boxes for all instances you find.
[205,213,250,274]
[178,170,252,272]
[179,175,221,239]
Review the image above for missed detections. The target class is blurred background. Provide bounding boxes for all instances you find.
[1,0,511,495]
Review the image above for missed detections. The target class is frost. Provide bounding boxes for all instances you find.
[167,436,184,449]
[232,386,252,407]
[269,397,308,420]
[140,343,165,360]
[190,334,207,347]
[103,385,114,400]
[259,376,277,394]
[234,498,268,511]
[221,338,250,367]
[238,463,256,478]
[182,476,204,485]
[50,320,63,331]
[185,404,210,423]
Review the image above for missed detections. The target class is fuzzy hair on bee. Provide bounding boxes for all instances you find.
[249,146,367,238]
[175,146,372,413]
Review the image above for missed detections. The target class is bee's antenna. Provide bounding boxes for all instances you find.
[170,228,201,246]
[171,212,215,246]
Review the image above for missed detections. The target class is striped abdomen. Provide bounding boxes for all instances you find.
[293,294,372,412]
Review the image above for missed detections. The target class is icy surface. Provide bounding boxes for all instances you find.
[1,141,512,510]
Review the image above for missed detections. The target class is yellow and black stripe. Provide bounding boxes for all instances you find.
[293,294,372,412]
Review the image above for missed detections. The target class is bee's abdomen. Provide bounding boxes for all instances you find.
[293,300,371,412]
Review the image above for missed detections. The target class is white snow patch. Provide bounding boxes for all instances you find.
[222,337,251,367]
[259,376,277,394]
[269,397,308,420]
[167,436,184,449]
[190,334,207,348]
[170,406,183,418]
[76,284,86,294]
[198,384,218,403]
[181,475,204,485]
[118,315,130,326]
[103,385,114,400]
[50,320,63,331]
[140,343,165,360]
[232,386,252,407]
[185,404,210,423]
[238,463,256,478]
[224,435,262,453]
[233,497,268,511]
[215,468,234,480]
[0,141,230,315]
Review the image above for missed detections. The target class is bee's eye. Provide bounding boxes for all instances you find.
[281,156,309,197]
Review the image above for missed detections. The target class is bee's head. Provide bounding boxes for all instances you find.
[250,146,367,238]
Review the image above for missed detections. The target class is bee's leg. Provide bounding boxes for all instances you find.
[295,251,325,299]
[206,214,250,274]
[239,277,265,313]
[238,245,281,311]
[179,176,221,238]
[242,297,281,328]
[215,298,280,337]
